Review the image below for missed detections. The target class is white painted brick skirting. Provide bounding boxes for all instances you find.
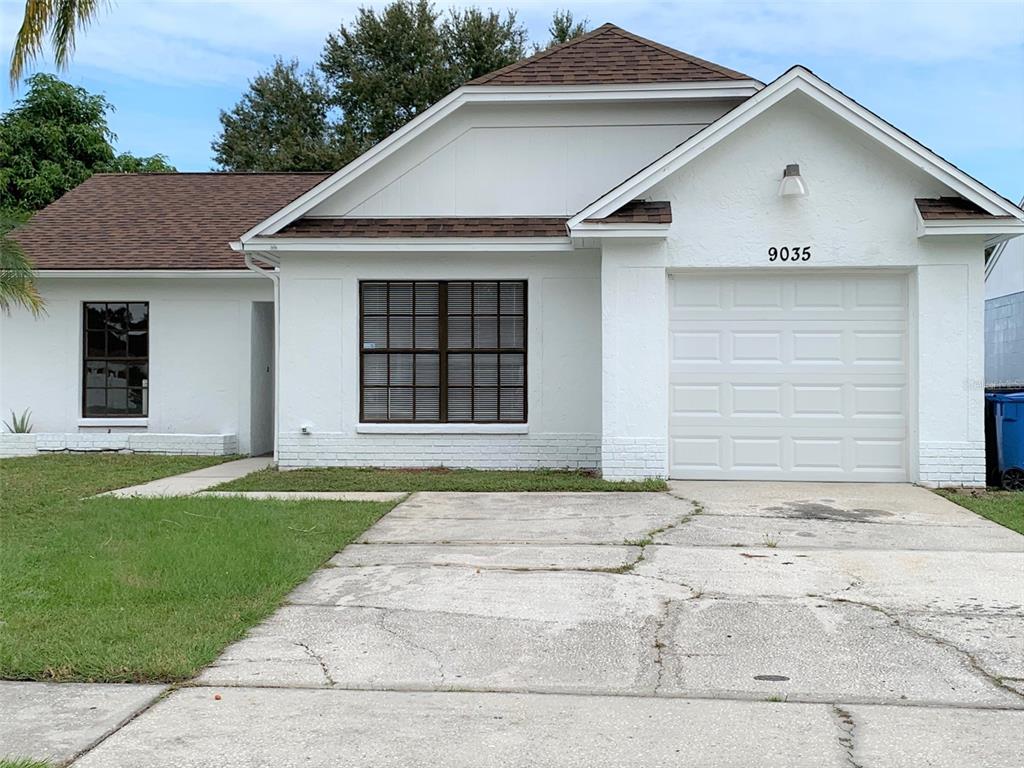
[277,432,600,471]
[601,437,667,480]
[0,433,238,458]
[917,441,986,488]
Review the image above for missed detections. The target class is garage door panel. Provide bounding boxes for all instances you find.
[671,434,907,480]
[669,272,908,481]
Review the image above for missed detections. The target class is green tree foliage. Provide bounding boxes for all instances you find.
[104,153,176,174]
[212,58,344,172]
[442,8,528,82]
[0,73,175,215]
[538,9,589,51]
[319,0,453,162]
[217,2,541,170]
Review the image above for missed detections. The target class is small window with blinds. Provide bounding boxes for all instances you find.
[360,280,526,423]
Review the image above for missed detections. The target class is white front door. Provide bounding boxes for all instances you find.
[668,272,908,481]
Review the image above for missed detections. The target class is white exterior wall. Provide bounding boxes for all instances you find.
[0,276,271,457]
[600,91,986,485]
[275,251,601,469]
[308,100,742,217]
[600,239,670,479]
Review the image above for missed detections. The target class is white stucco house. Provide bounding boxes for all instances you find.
[985,204,1024,390]
[4,24,1024,486]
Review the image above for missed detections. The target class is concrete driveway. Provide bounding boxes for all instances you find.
[76,483,1023,767]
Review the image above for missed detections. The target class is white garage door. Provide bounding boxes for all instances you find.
[669,272,908,481]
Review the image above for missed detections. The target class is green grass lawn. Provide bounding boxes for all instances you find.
[0,454,393,683]
[217,466,668,493]
[0,759,54,768]
[937,489,1024,534]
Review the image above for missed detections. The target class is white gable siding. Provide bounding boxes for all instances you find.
[986,236,1024,301]
[985,235,1024,387]
[308,100,744,218]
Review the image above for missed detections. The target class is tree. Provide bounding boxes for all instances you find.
[0,73,174,215]
[318,0,526,163]
[442,8,527,82]
[9,0,108,86]
[215,3,577,172]
[319,0,450,162]
[538,10,589,51]
[213,58,343,172]
[0,212,44,316]
[103,153,176,174]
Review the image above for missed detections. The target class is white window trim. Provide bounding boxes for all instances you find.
[356,422,528,435]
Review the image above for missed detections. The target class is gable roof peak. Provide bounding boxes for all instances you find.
[466,23,751,86]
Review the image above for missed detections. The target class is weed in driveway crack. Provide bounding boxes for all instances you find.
[294,641,335,687]
[831,705,864,768]
[651,598,673,694]
[613,499,701,574]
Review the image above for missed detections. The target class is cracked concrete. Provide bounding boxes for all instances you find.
[69,484,1024,766]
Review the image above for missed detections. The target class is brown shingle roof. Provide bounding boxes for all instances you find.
[274,217,569,238]
[916,197,1012,220]
[12,172,330,269]
[588,200,672,224]
[468,23,749,86]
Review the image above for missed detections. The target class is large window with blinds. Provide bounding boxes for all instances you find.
[360,281,527,423]
[83,302,149,417]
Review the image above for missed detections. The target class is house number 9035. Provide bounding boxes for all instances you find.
[768,246,811,262]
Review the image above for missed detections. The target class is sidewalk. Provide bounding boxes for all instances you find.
[100,456,273,497]
[0,681,166,765]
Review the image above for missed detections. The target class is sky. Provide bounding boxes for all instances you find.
[1,0,1022,201]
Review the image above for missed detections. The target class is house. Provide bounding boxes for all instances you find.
[985,206,1024,390]
[3,24,1023,486]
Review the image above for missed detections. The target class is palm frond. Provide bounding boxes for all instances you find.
[9,0,109,87]
[0,220,45,316]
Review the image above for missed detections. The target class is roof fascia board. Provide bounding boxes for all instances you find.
[913,205,1023,239]
[918,222,1024,237]
[241,237,575,253]
[241,81,762,242]
[36,269,259,279]
[568,222,670,239]
[569,67,1024,227]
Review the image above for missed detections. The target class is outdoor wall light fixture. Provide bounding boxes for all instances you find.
[779,163,808,197]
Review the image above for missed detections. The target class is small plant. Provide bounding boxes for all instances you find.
[762,531,779,548]
[3,408,33,433]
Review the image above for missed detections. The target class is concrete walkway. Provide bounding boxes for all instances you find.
[0,681,166,765]
[65,483,1023,767]
[100,456,273,497]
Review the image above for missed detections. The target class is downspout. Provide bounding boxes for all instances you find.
[239,246,282,463]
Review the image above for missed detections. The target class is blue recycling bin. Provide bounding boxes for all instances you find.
[986,392,1024,490]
